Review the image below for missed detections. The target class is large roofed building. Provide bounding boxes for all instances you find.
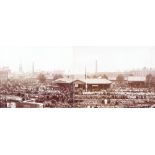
[128,76,146,87]
[54,78,112,91]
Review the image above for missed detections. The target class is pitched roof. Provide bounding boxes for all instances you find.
[54,78,112,85]
[128,76,146,82]
[84,78,111,84]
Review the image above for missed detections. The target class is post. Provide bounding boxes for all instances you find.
[85,66,88,92]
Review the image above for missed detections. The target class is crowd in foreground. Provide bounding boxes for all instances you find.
[74,87,155,108]
[0,80,73,108]
[0,80,155,108]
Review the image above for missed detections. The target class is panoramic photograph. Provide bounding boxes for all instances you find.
[0,47,155,108]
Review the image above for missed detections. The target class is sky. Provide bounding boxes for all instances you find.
[0,47,73,73]
[0,47,154,74]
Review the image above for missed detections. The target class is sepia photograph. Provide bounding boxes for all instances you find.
[0,47,155,108]
[1,1,155,155]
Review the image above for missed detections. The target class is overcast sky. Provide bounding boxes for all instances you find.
[0,47,154,74]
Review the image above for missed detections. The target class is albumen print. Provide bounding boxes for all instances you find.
[0,47,155,108]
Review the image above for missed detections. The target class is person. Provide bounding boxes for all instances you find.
[104,99,107,105]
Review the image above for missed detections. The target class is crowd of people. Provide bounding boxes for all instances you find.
[0,80,73,108]
[0,80,155,108]
[74,87,155,108]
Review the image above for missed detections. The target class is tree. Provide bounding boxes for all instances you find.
[146,74,153,87]
[102,74,108,79]
[152,76,155,87]
[53,74,63,81]
[38,73,46,83]
[93,75,98,78]
[116,74,125,84]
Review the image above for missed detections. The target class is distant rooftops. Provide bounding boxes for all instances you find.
[54,78,74,84]
[108,77,128,81]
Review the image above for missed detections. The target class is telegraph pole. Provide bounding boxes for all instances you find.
[85,66,88,92]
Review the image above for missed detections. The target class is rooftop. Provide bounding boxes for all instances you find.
[54,78,112,84]
[128,76,146,82]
